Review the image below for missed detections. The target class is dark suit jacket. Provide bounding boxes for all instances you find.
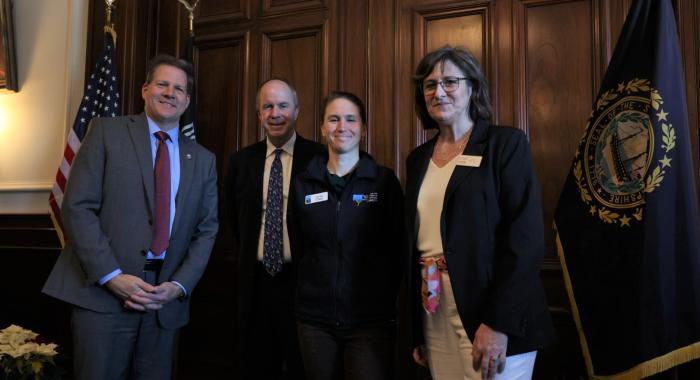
[225,134,324,331]
[43,114,219,330]
[405,119,555,355]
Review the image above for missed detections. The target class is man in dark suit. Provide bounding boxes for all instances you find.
[43,55,218,380]
[226,78,324,379]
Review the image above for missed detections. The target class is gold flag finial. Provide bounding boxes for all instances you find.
[104,0,117,43]
[177,0,200,35]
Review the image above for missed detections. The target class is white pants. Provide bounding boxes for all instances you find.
[424,272,536,380]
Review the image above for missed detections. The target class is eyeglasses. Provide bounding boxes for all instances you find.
[421,76,468,95]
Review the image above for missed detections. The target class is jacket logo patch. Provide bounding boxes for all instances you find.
[353,192,379,206]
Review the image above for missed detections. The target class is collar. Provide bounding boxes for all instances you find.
[467,118,490,145]
[147,116,180,143]
[303,151,378,182]
[266,131,296,157]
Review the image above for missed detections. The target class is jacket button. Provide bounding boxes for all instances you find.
[445,249,453,256]
[148,219,153,225]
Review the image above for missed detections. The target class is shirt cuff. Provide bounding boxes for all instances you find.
[171,281,188,298]
[98,269,122,285]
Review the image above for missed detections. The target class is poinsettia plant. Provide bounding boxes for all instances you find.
[0,325,60,380]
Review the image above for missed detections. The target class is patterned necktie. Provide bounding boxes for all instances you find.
[263,148,284,276]
[150,131,171,255]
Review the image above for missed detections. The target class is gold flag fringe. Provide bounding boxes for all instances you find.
[554,222,700,379]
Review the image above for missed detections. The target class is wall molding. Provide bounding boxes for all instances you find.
[0,182,53,192]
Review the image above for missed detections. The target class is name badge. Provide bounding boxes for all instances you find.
[305,192,328,204]
[455,155,482,167]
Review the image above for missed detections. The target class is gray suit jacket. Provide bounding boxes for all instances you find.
[43,114,218,329]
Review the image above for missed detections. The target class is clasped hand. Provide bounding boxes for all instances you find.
[105,274,181,311]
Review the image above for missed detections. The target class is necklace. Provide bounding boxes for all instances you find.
[432,132,470,167]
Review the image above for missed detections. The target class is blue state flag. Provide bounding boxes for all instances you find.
[554,0,700,378]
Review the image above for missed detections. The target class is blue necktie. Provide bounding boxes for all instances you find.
[263,148,284,276]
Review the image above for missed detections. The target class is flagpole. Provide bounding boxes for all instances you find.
[50,0,122,247]
[177,0,199,36]
[178,0,199,141]
[104,0,117,45]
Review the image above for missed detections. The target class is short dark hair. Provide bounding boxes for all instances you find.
[321,91,367,125]
[413,46,492,129]
[255,77,299,110]
[145,54,194,95]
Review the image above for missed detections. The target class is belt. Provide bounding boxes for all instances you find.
[143,259,164,272]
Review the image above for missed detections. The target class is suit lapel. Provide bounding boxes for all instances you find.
[251,141,266,202]
[173,135,195,234]
[128,114,155,217]
[444,120,489,203]
[291,135,313,175]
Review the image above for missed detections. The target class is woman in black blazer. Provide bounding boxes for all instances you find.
[406,46,555,379]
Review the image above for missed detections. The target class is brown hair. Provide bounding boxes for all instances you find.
[413,46,492,129]
[321,91,367,124]
[145,54,194,95]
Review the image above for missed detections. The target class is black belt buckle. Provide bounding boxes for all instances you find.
[143,259,163,272]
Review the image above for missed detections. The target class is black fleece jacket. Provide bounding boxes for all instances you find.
[289,152,406,328]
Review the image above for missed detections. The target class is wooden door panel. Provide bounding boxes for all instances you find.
[193,31,249,270]
[261,26,328,141]
[411,1,493,146]
[197,0,251,24]
[519,0,595,262]
[425,13,485,56]
[262,0,326,17]
[367,0,397,170]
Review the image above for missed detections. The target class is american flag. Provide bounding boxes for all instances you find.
[179,32,196,140]
[49,32,121,246]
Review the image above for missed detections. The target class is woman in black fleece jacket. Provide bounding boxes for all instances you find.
[289,91,406,380]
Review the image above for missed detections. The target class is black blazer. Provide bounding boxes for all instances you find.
[225,134,325,331]
[405,119,555,355]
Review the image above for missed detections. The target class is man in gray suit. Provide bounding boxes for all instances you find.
[43,55,218,380]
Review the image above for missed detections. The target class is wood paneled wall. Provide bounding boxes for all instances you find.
[67,0,700,377]
[0,215,72,373]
